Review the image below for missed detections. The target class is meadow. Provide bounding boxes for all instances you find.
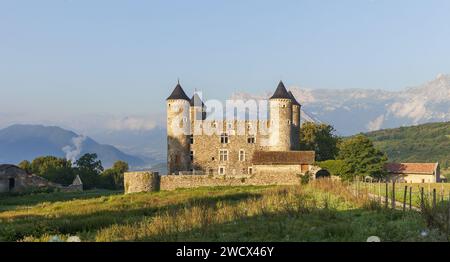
[0,180,447,242]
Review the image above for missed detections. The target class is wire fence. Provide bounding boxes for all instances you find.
[351,181,450,210]
[348,180,450,239]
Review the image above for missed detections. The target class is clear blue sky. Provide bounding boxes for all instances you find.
[1,0,450,118]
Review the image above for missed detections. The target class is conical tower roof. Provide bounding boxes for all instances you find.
[270,81,292,100]
[190,93,205,107]
[288,91,301,106]
[167,82,190,101]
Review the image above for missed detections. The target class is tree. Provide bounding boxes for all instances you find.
[337,134,388,181]
[100,160,129,190]
[112,160,129,174]
[299,122,340,161]
[74,153,104,189]
[18,160,32,174]
[30,156,75,185]
[317,160,345,177]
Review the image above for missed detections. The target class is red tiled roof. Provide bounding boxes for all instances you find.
[385,163,438,175]
[252,151,315,165]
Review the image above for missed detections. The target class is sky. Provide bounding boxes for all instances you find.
[1,0,450,131]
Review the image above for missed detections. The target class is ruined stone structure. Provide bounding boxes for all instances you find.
[124,171,160,194]
[0,164,54,193]
[166,81,315,177]
[0,164,83,193]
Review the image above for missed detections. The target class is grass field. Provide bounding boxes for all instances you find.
[443,169,450,181]
[0,181,447,242]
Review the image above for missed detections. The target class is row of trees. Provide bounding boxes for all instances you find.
[299,122,388,181]
[18,154,129,190]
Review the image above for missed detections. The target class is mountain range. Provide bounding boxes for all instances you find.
[92,73,450,166]
[232,73,450,136]
[1,74,449,171]
[0,124,150,169]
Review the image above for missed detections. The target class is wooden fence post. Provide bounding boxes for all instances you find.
[447,192,450,239]
[378,181,381,204]
[385,182,389,209]
[391,181,396,209]
[432,188,437,210]
[403,186,407,212]
[409,187,412,211]
[420,187,425,212]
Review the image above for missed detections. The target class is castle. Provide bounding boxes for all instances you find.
[166,81,315,177]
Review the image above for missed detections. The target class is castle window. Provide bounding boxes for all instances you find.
[190,151,194,161]
[239,150,245,162]
[247,135,255,144]
[220,133,229,144]
[219,150,228,161]
[219,166,226,175]
[209,169,214,175]
[189,135,194,144]
[248,167,253,175]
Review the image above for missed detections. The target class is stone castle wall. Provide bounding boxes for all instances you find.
[191,120,270,176]
[160,172,301,191]
[167,99,191,175]
[124,171,160,194]
[268,98,292,151]
[123,171,302,193]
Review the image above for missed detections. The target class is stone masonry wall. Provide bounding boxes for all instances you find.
[124,171,160,194]
[160,172,301,191]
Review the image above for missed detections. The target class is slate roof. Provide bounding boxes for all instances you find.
[288,91,301,106]
[167,83,190,101]
[190,93,205,107]
[270,81,292,100]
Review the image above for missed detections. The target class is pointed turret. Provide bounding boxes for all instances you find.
[288,91,301,106]
[190,93,205,107]
[167,82,190,101]
[268,81,293,151]
[270,81,291,100]
[166,81,191,174]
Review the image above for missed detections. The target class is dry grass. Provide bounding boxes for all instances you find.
[1,180,446,242]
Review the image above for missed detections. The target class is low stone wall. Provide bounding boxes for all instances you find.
[160,172,300,191]
[124,171,160,194]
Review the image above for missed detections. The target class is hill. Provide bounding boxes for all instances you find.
[365,121,450,168]
[0,124,148,168]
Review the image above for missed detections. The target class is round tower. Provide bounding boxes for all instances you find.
[268,81,292,151]
[167,82,191,175]
[189,92,205,136]
[289,91,301,151]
